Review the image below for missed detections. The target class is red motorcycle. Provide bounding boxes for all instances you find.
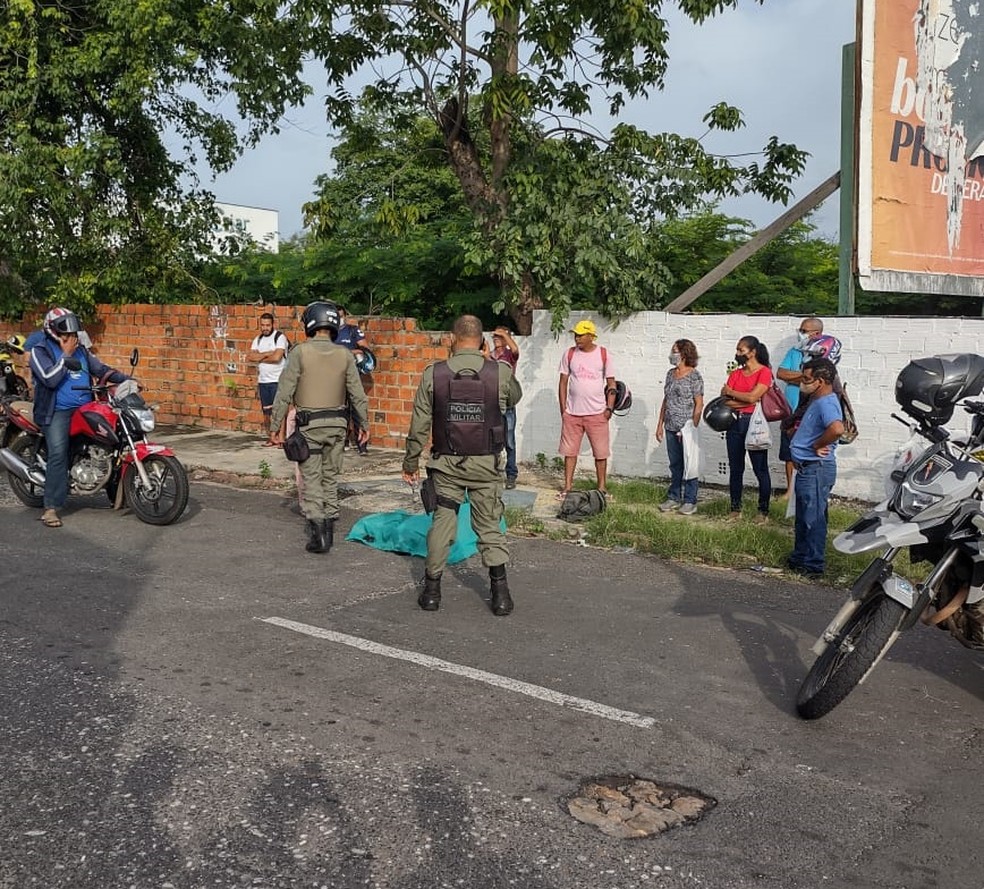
[0,351,188,525]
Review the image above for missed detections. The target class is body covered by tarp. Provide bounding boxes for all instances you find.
[346,502,505,564]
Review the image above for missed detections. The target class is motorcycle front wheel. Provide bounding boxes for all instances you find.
[124,455,189,525]
[796,593,906,720]
[7,432,44,508]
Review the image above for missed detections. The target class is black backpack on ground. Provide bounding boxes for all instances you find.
[557,490,608,522]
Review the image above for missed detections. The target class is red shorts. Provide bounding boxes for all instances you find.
[558,412,610,458]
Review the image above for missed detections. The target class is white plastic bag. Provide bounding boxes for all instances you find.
[744,403,772,451]
[681,420,700,479]
[785,469,797,518]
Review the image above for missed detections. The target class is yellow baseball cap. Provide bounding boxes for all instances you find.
[571,319,597,337]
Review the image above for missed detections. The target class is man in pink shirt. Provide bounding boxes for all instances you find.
[557,319,617,498]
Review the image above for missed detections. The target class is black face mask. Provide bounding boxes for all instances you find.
[735,353,749,366]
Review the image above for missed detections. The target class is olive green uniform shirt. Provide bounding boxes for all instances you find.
[403,349,522,477]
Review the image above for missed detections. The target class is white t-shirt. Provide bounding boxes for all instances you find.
[251,331,289,383]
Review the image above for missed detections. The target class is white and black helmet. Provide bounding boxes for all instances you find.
[301,301,340,336]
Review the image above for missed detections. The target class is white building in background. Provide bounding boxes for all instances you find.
[214,202,279,253]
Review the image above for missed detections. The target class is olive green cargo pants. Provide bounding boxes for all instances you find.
[426,456,508,577]
[299,424,346,521]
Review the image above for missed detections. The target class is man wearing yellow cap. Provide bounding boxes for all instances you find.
[557,319,617,498]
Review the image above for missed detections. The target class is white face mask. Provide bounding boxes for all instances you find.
[669,352,681,366]
[797,330,813,347]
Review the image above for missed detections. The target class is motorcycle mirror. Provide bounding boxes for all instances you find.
[130,348,139,368]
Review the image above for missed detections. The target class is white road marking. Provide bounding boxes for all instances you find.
[261,616,656,729]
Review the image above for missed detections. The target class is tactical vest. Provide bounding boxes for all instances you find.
[293,341,348,409]
[431,359,505,457]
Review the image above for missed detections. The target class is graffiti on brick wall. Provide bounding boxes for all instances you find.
[207,305,244,375]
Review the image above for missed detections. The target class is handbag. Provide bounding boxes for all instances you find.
[744,403,772,450]
[283,427,310,462]
[839,382,859,444]
[760,380,792,422]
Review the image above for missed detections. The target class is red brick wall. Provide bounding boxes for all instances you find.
[1,305,451,449]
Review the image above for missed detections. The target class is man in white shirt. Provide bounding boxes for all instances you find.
[248,312,289,440]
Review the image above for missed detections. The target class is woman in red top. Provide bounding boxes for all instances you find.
[721,335,773,521]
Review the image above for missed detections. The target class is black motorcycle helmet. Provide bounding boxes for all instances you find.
[703,396,739,432]
[895,354,984,426]
[301,301,340,338]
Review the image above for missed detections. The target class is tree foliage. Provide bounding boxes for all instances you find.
[292,0,808,331]
[655,213,839,315]
[0,0,310,317]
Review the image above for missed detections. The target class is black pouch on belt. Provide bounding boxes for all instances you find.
[283,428,310,462]
[420,475,438,514]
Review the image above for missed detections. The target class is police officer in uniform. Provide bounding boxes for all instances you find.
[270,301,369,553]
[402,315,523,615]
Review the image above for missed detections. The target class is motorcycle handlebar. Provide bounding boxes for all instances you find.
[891,412,950,443]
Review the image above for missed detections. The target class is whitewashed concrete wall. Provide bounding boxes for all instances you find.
[509,310,984,503]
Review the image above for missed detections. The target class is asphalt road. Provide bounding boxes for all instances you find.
[1,481,983,889]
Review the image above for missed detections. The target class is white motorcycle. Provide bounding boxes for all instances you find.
[797,354,984,719]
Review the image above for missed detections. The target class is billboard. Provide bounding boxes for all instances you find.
[857,0,984,295]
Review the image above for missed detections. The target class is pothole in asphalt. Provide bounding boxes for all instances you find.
[566,775,716,839]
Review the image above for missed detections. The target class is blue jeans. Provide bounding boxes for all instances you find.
[665,429,697,504]
[504,407,517,480]
[42,409,74,509]
[725,413,771,513]
[790,460,837,572]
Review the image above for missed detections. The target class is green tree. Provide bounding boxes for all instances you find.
[655,212,839,315]
[0,0,310,317]
[293,0,807,332]
[291,0,805,330]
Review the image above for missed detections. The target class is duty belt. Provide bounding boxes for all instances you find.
[295,408,347,426]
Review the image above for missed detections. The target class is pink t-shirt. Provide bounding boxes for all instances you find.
[560,346,617,416]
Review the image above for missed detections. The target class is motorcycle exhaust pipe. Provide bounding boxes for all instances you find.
[0,447,45,486]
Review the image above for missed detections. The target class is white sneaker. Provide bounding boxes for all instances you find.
[679,502,697,516]
[659,499,681,512]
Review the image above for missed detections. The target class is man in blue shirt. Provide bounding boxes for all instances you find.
[776,316,824,499]
[787,357,844,578]
[29,308,127,528]
[335,307,371,453]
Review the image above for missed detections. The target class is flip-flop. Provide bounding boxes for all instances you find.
[555,490,571,501]
[40,510,62,528]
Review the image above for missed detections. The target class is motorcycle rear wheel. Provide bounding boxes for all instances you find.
[7,433,44,508]
[796,593,906,720]
[124,455,188,525]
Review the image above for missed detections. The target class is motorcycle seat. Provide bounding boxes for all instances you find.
[7,400,34,424]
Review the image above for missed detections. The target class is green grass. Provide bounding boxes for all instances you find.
[571,479,926,585]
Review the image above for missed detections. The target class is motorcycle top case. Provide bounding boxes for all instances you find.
[896,353,984,425]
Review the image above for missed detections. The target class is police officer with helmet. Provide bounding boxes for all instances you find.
[402,315,523,616]
[269,301,369,554]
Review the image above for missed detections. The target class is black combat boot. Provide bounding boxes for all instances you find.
[418,572,442,611]
[305,520,323,553]
[305,519,330,553]
[489,565,513,616]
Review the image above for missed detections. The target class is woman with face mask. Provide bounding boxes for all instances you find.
[720,335,773,522]
[655,339,703,515]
